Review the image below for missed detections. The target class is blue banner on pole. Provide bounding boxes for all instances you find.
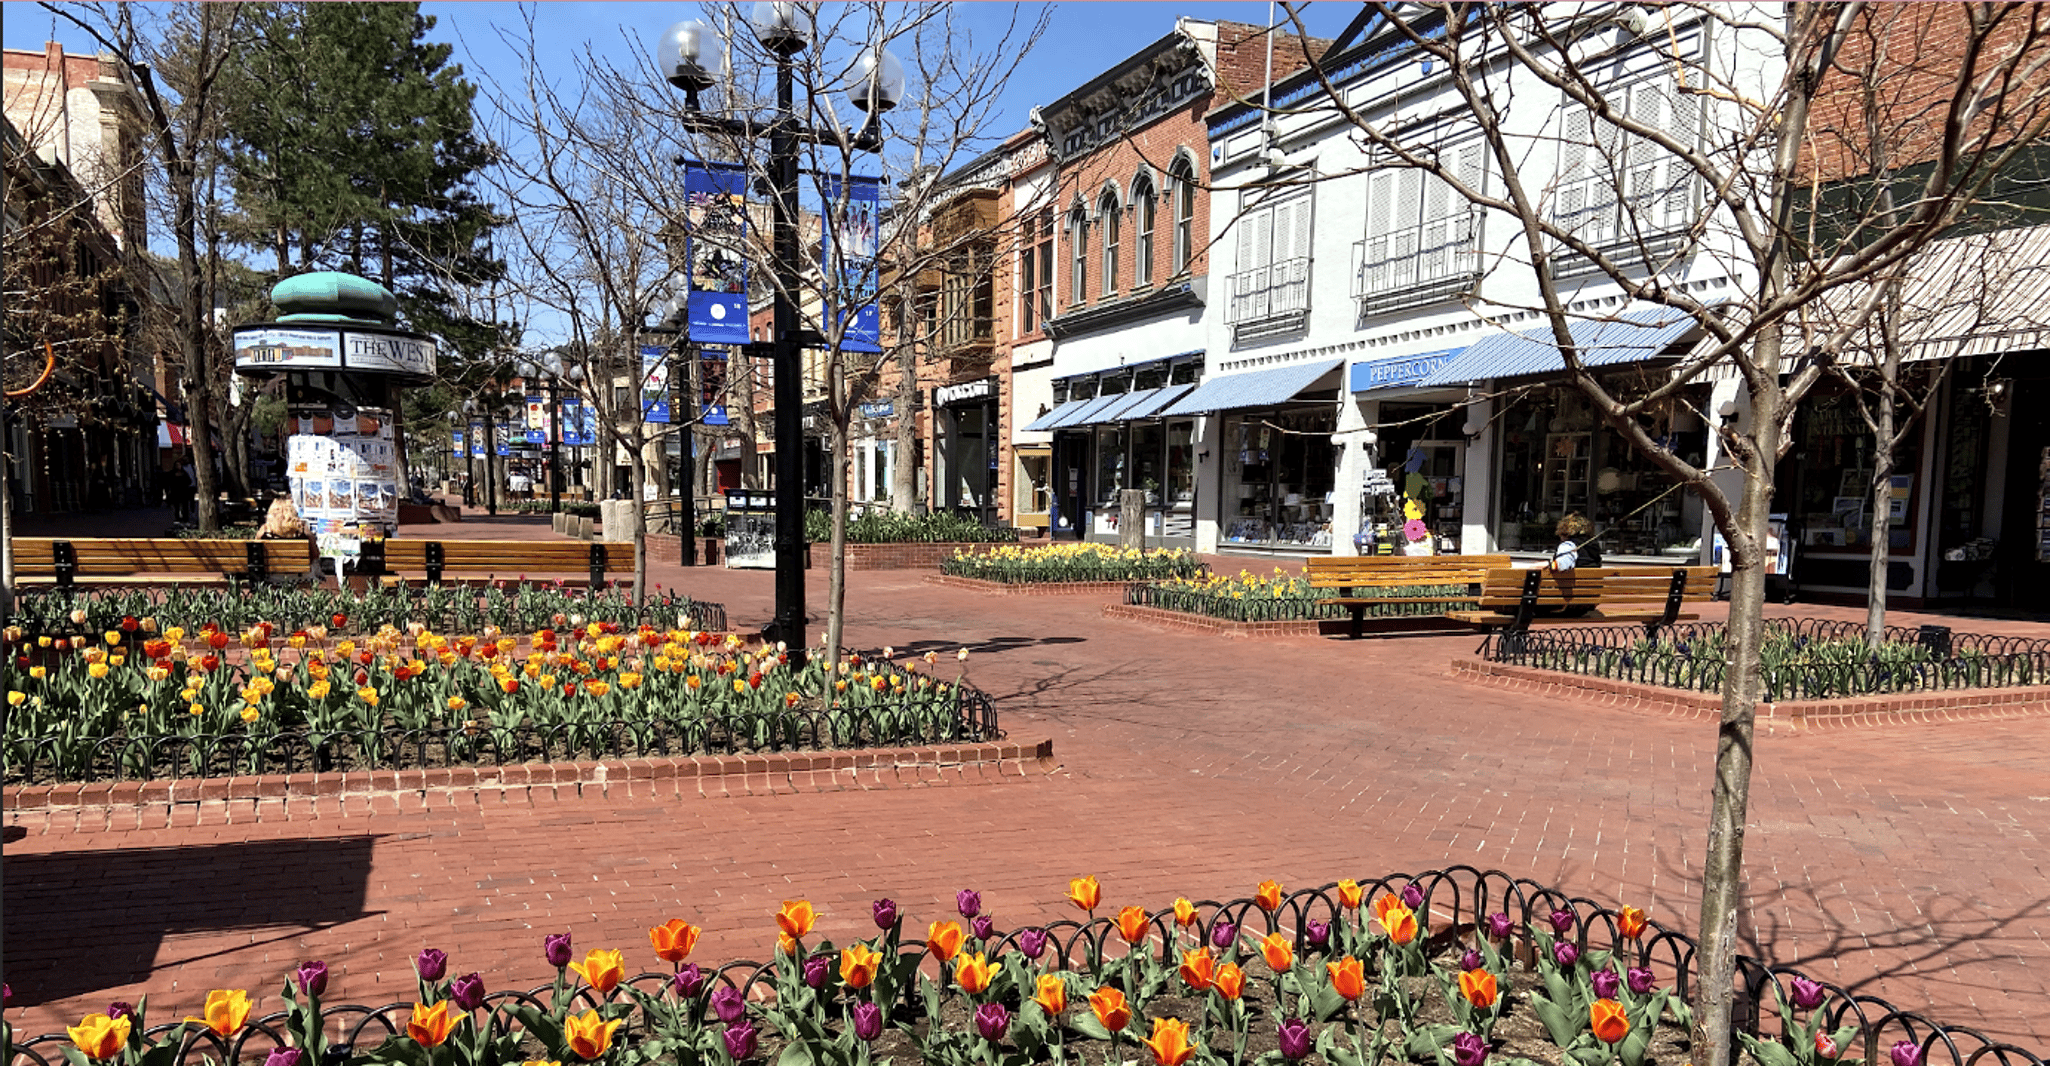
[687,291,748,345]
[684,160,751,345]
[822,175,882,353]
[469,420,485,457]
[641,345,671,423]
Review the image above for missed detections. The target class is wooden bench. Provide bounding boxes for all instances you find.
[1445,565,1719,649]
[353,539,634,588]
[1306,554,1513,638]
[11,537,317,587]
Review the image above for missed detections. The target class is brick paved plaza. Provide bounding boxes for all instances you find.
[4,510,2047,1046]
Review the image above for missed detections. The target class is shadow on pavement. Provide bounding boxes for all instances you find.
[3,835,382,1006]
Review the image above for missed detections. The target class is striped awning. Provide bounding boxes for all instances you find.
[1418,307,1699,386]
[1120,382,1197,419]
[1022,400,1088,432]
[1044,393,1123,430]
[1160,359,1343,416]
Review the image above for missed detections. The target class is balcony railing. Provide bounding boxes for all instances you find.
[1227,256,1311,339]
[1353,211,1480,317]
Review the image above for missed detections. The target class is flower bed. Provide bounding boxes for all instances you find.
[1490,618,2050,701]
[14,869,2034,1066]
[941,544,1205,584]
[9,584,727,641]
[1127,569,1471,623]
[804,509,1022,545]
[4,621,991,784]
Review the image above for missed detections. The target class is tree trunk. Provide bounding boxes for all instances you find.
[890,342,919,512]
[1865,384,1897,644]
[629,432,648,605]
[825,348,851,677]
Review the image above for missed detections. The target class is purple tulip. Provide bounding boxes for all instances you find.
[1211,920,1238,950]
[962,913,990,941]
[872,899,899,930]
[1552,941,1579,968]
[1276,1018,1313,1061]
[1459,949,1484,972]
[802,953,832,990]
[1305,919,1330,950]
[852,1002,884,1042]
[544,932,574,968]
[674,964,706,998]
[3,984,11,1006]
[451,972,486,1012]
[107,1002,136,1024]
[1626,967,1657,995]
[1017,927,1049,959]
[1790,976,1826,1010]
[1485,913,1513,940]
[1452,1032,1489,1066]
[294,961,328,998]
[415,948,447,982]
[974,1002,1010,1042]
[1891,1042,1925,1066]
[1401,883,1426,909]
[265,1050,305,1066]
[1591,969,1621,1000]
[711,985,747,1024]
[722,1021,759,1060]
[1547,910,1575,934]
[957,889,982,919]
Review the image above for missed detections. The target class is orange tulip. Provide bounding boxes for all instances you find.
[1259,931,1294,973]
[1591,999,1630,1044]
[1179,947,1215,992]
[1618,906,1649,940]
[777,933,797,956]
[1141,1017,1198,1066]
[1116,905,1151,945]
[839,943,881,989]
[1254,880,1283,913]
[1212,962,1246,1001]
[1034,973,1067,1015]
[955,952,1001,995]
[185,989,253,1036]
[777,900,817,939]
[1376,901,1419,945]
[927,920,965,962]
[68,1013,131,1061]
[569,949,625,995]
[1089,985,1132,1033]
[1172,898,1198,927]
[1336,879,1364,910]
[1371,893,1403,925]
[649,919,701,964]
[408,1001,457,1048]
[1068,875,1102,913]
[565,1009,624,1060]
[1460,968,1498,1009]
[1327,956,1366,1001]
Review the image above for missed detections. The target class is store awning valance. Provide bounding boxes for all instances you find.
[1022,400,1088,432]
[1417,308,1698,387]
[1831,224,2050,362]
[1160,358,1343,417]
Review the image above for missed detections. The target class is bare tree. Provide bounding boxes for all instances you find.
[1271,4,2050,1062]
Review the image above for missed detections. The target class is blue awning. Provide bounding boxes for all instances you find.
[1120,382,1196,420]
[1022,400,1088,432]
[1083,388,1163,425]
[1418,307,1699,387]
[1160,359,1343,417]
[1046,393,1123,430]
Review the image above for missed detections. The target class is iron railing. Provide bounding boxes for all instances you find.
[6,868,2038,1066]
[3,685,998,786]
[1124,581,1476,623]
[1484,617,2050,701]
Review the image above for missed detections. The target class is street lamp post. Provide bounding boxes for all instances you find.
[645,302,696,567]
[521,352,579,514]
[659,4,903,662]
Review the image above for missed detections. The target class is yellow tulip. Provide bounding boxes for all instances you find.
[407,1000,456,1048]
[68,1012,131,1060]
[839,942,881,988]
[568,948,626,994]
[186,989,253,1036]
[1034,973,1067,1014]
[777,899,817,939]
[954,951,1000,994]
[564,1009,622,1060]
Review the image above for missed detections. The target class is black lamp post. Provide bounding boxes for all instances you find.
[521,351,582,514]
[658,3,903,661]
[645,299,697,567]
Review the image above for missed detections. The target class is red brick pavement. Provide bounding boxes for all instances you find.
[4,512,2047,1046]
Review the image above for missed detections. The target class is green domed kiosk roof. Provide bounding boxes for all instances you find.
[271,272,398,325]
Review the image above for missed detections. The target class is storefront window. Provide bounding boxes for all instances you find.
[1015,448,1051,520]
[945,405,991,514]
[1094,425,1126,506]
[1788,390,1921,554]
[1221,408,1337,547]
[1494,385,1705,556]
[1132,421,1164,505]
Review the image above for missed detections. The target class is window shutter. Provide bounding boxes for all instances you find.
[1662,84,1699,230]
[1393,169,1423,289]
[1285,195,1311,309]
[1250,206,1274,318]
[1365,170,1394,295]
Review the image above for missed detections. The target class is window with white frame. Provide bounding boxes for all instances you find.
[1067,205,1088,307]
[1098,188,1121,298]
[1133,174,1156,287]
[1170,158,1196,274]
[1227,186,1312,334]
[1354,140,1485,314]
[1551,74,1699,271]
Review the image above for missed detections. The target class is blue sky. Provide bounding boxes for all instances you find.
[7,2,1359,145]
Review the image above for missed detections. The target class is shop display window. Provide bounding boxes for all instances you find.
[1788,391,1920,553]
[1222,408,1337,547]
[1494,385,1706,556]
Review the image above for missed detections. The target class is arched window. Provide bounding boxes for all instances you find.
[1170,156,1196,274]
[1067,205,1088,306]
[1133,174,1157,287]
[1098,189,1121,297]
